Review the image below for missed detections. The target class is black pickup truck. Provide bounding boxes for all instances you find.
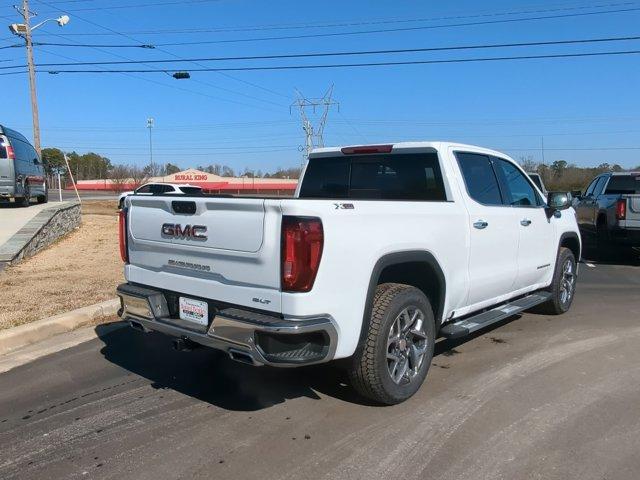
[575,172,640,253]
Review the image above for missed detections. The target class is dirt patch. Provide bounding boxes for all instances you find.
[81,200,119,216]
[0,214,123,330]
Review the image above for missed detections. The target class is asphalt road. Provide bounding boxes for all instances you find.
[1,259,639,480]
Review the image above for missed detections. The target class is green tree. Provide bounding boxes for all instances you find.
[41,147,65,176]
[551,160,568,178]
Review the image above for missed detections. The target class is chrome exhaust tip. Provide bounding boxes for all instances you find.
[228,349,257,365]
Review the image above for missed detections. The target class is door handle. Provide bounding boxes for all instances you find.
[520,218,532,226]
[473,220,489,229]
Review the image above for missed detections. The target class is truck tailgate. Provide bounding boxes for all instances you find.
[623,194,640,227]
[124,196,282,312]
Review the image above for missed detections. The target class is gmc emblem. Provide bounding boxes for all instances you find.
[161,223,208,240]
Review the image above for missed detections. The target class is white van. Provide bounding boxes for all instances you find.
[0,125,47,207]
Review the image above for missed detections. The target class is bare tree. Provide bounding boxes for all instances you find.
[110,165,132,193]
[129,165,149,189]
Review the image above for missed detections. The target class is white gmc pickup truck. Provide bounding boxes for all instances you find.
[117,142,581,404]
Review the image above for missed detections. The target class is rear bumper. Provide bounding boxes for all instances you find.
[116,283,338,367]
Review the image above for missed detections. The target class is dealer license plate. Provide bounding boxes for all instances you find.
[178,297,209,326]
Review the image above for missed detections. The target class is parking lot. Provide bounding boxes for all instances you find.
[0,258,638,480]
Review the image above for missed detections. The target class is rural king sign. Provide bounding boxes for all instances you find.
[173,172,210,182]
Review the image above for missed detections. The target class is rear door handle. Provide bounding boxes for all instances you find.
[520,218,532,226]
[473,220,489,229]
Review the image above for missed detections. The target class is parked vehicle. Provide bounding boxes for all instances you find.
[118,183,202,209]
[0,125,47,207]
[117,142,580,404]
[575,172,640,253]
[527,172,548,196]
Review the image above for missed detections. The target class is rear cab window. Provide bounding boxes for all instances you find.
[299,152,447,201]
[178,186,203,195]
[604,175,640,195]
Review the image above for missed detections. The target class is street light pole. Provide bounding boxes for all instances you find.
[9,4,70,157]
[21,0,41,156]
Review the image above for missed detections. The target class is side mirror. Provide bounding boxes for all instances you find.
[571,190,582,200]
[547,191,572,213]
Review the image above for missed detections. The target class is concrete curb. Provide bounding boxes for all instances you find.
[0,298,120,356]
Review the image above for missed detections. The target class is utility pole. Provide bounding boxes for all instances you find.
[21,0,40,155]
[9,5,70,156]
[291,86,339,168]
[147,117,154,176]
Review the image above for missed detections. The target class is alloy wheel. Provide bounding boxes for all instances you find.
[387,307,429,385]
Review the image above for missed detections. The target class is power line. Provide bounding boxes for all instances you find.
[144,6,640,47]
[2,34,637,68]
[10,49,639,74]
[31,0,289,101]
[5,0,224,13]
[24,5,286,109]
[20,1,640,36]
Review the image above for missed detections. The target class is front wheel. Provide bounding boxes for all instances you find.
[538,247,577,315]
[348,283,435,405]
[37,186,48,204]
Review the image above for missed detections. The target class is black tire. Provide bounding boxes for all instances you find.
[37,187,48,204]
[538,247,577,315]
[19,184,30,207]
[348,283,436,405]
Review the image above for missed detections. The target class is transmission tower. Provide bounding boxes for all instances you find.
[291,86,339,165]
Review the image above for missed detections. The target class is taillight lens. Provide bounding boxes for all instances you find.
[281,216,323,292]
[119,208,129,263]
[6,145,15,160]
[616,199,627,220]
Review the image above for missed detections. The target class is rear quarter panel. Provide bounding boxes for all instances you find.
[279,198,469,359]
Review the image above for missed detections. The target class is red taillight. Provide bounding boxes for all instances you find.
[341,144,393,155]
[6,145,15,160]
[281,216,323,292]
[119,209,129,263]
[616,199,627,220]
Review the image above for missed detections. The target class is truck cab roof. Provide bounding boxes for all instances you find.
[310,141,516,160]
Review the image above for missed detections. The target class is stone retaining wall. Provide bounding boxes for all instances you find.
[0,202,81,266]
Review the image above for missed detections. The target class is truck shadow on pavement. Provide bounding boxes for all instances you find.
[96,315,527,411]
[95,323,375,411]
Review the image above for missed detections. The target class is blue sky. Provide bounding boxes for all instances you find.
[1,0,640,172]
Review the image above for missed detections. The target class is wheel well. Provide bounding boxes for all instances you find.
[560,234,581,262]
[377,261,445,327]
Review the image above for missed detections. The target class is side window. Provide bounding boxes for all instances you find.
[456,152,503,206]
[592,176,608,197]
[584,178,599,197]
[493,157,541,207]
[136,185,151,194]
